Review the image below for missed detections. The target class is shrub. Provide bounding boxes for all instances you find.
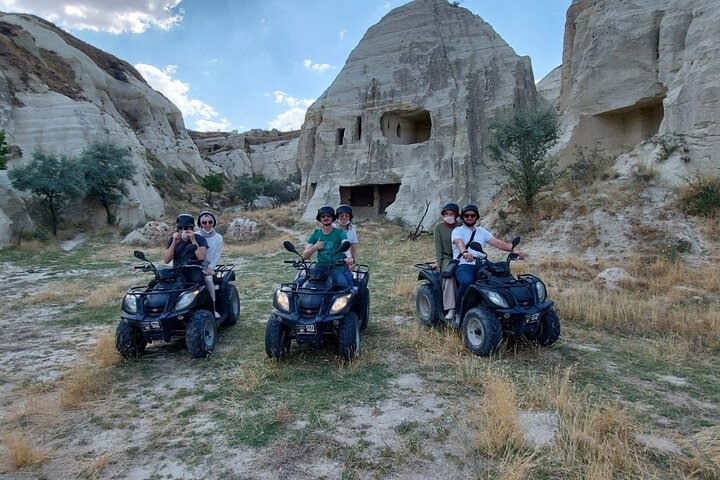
[231,174,264,209]
[652,133,689,162]
[679,173,720,217]
[0,129,8,170]
[567,144,615,184]
[659,237,692,263]
[488,106,561,212]
[201,172,225,203]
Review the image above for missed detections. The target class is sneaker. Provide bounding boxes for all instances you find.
[444,309,455,320]
[214,311,221,319]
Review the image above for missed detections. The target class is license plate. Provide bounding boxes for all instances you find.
[142,321,161,331]
[296,324,316,334]
[525,313,540,324]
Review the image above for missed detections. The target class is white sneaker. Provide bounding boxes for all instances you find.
[444,309,455,320]
[214,311,221,319]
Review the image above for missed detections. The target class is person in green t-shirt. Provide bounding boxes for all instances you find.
[302,205,354,287]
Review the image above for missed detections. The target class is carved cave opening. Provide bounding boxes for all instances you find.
[380,109,431,145]
[573,99,664,157]
[336,128,345,146]
[339,183,401,218]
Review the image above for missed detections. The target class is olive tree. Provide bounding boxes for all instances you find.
[80,141,137,225]
[201,172,225,203]
[8,151,86,236]
[488,107,561,212]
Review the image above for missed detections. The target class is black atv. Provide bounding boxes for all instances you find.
[415,237,560,356]
[265,240,370,361]
[116,250,240,359]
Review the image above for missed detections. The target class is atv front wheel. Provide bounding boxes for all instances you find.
[530,307,561,347]
[265,314,291,360]
[186,310,217,358]
[115,319,147,359]
[224,284,241,326]
[338,311,360,361]
[462,307,502,357]
[415,283,440,327]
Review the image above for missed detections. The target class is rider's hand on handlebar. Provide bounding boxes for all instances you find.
[344,256,354,267]
[515,250,528,260]
[462,251,474,261]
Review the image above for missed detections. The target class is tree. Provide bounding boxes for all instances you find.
[231,174,265,209]
[488,107,561,212]
[201,172,225,203]
[262,178,300,208]
[0,130,8,170]
[8,150,86,236]
[80,142,137,225]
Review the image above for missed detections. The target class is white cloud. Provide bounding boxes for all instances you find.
[267,91,315,131]
[135,63,232,132]
[339,29,347,40]
[0,0,184,34]
[302,58,335,72]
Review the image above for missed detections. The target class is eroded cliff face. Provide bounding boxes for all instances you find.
[297,0,539,225]
[558,0,720,172]
[0,12,207,238]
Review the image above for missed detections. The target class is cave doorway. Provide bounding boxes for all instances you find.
[339,183,401,218]
[380,109,431,145]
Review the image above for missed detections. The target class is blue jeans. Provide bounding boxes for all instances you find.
[455,263,479,314]
[329,268,350,289]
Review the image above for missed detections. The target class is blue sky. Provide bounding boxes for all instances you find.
[0,0,571,132]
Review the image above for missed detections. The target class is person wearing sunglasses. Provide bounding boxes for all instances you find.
[333,204,359,286]
[302,205,354,287]
[197,211,223,319]
[433,202,460,320]
[163,213,208,285]
[450,204,527,327]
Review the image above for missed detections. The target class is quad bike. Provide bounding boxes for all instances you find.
[415,237,560,356]
[265,240,370,361]
[116,249,240,359]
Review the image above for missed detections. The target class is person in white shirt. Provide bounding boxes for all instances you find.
[451,204,527,326]
[334,204,359,286]
[197,211,224,319]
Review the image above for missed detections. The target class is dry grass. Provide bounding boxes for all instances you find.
[232,363,277,394]
[471,373,524,454]
[401,322,467,367]
[3,431,50,469]
[93,331,121,368]
[275,404,293,424]
[681,426,720,478]
[4,398,43,426]
[86,276,136,308]
[25,280,86,306]
[58,362,106,408]
[76,452,112,479]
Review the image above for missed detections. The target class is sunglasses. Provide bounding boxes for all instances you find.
[180,226,194,231]
[201,220,214,225]
[463,214,477,219]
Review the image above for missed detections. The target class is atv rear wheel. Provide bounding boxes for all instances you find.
[224,284,241,326]
[115,319,147,359]
[338,311,360,361]
[530,307,561,347]
[416,283,441,327]
[265,314,291,360]
[185,310,217,358]
[359,287,370,332]
[462,307,502,357]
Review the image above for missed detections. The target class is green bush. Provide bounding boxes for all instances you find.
[679,174,720,217]
[488,106,561,212]
[567,144,615,184]
[659,238,692,263]
[652,133,689,163]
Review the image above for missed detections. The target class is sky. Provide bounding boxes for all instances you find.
[0,0,571,133]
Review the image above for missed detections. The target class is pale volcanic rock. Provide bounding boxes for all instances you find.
[297,0,539,225]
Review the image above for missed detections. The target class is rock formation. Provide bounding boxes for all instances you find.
[558,0,720,172]
[0,12,206,238]
[191,129,300,180]
[297,0,539,225]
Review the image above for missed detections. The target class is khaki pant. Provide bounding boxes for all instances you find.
[442,277,456,312]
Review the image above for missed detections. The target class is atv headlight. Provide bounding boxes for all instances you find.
[275,289,290,312]
[484,290,509,308]
[534,281,547,302]
[122,294,138,314]
[330,293,351,314]
[174,290,199,311]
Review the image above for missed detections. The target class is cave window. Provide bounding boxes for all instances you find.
[381,109,431,145]
[353,116,362,142]
[336,128,345,146]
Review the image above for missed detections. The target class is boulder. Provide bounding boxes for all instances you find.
[121,221,173,246]
[225,217,261,242]
[297,0,539,226]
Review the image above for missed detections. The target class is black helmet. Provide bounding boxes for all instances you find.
[336,204,353,220]
[316,205,336,221]
[441,202,459,215]
[175,214,195,229]
[197,210,217,228]
[461,204,479,217]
